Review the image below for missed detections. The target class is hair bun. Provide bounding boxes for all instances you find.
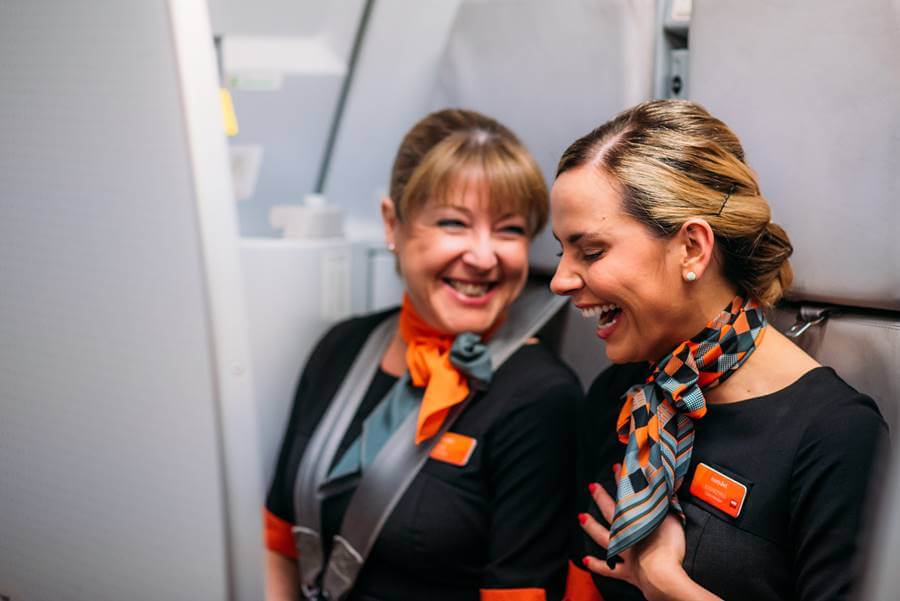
[751,222,794,306]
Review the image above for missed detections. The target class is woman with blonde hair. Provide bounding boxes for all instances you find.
[553,100,886,600]
[264,108,581,600]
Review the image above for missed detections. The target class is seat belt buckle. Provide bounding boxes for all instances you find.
[323,535,364,601]
[300,583,329,601]
[293,526,326,594]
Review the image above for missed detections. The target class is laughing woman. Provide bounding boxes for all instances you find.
[553,100,887,601]
[264,109,581,601]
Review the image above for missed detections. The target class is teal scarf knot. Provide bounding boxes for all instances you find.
[325,331,491,483]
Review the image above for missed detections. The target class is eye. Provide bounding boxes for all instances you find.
[437,218,466,229]
[499,224,526,236]
[582,249,605,261]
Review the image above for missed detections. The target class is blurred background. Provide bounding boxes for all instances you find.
[1,1,898,599]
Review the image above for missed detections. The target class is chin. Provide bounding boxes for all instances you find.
[603,342,643,365]
[446,317,494,336]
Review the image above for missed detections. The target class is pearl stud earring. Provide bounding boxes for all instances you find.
[685,271,697,282]
[387,242,396,252]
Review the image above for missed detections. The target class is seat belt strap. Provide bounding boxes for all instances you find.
[323,284,567,600]
[291,314,398,591]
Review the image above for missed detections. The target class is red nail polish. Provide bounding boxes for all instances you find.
[612,463,620,475]
[588,483,598,493]
[582,556,590,567]
[578,513,588,525]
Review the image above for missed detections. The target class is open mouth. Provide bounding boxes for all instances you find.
[443,278,496,298]
[580,303,622,328]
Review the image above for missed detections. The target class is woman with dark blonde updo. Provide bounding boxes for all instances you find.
[553,100,886,601]
[264,109,580,600]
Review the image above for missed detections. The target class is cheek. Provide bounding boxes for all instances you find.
[403,236,462,272]
[500,242,529,279]
[582,262,615,292]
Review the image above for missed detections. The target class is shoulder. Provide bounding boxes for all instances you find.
[586,362,650,404]
[306,307,398,370]
[582,362,650,430]
[474,342,582,441]
[491,341,583,411]
[787,367,885,425]
[794,367,887,446]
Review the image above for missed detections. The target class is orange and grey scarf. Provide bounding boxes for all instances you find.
[606,295,767,561]
[327,295,494,481]
[399,294,494,444]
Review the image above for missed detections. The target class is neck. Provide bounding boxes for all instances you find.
[694,282,741,329]
[657,279,740,363]
[380,327,407,377]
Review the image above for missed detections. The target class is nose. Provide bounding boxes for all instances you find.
[463,234,499,271]
[550,254,583,296]
[462,231,499,272]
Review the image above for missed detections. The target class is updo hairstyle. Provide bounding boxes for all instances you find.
[557,99,793,307]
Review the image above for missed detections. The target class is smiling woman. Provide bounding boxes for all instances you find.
[555,100,887,601]
[264,108,581,601]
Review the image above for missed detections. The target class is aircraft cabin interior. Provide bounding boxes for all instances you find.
[1,1,898,600]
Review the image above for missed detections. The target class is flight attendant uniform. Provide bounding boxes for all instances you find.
[266,309,582,601]
[569,362,887,601]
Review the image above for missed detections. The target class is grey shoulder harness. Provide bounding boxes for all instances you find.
[291,284,566,600]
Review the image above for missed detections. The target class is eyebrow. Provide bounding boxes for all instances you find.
[552,231,607,245]
[438,205,524,222]
[438,204,472,214]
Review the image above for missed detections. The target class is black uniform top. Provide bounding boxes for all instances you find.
[571,362,888,601]
[267,309,582,601]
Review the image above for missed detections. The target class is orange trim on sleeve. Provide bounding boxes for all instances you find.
[263,508,298,559]
[480,588,545,601]
[563,560,604,601]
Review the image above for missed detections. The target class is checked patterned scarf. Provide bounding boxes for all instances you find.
[606,295,767,562]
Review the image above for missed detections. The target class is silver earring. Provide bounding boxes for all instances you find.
[387,242,396,252]
[685,271,697,282]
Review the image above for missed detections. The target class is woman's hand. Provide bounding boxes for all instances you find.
[578,476,721,601]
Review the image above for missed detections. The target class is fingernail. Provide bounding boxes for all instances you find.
[578,513,588,525]
[582,556,590,567]
[588,483,598,493]
[612,463,620,475]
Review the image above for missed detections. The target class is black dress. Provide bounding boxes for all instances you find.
[571,362,888,601]
[267,309,583,601]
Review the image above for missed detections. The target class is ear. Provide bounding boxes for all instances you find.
[676,218,716,281]
[380,196,399,249]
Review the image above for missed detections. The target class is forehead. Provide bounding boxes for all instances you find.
[419,174,522,218]
[550,167,626,237]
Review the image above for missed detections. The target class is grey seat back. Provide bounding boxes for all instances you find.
[691,0,900,312]
[690,1,900,598]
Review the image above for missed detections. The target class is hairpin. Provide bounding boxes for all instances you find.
[716,184,737,216]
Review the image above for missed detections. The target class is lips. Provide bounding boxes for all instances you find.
[443,277,496,298]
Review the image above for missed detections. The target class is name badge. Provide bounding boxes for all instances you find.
[689,463,747,518]
[429,432,477,467]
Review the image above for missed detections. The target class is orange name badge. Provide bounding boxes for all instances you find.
[689,463,747,518]
[428,432,477,467]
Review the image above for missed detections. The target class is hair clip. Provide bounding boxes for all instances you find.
[716,184,737,216]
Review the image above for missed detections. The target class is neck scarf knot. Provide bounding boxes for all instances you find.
[326,297,493,482]
[606,295,767,561]
[401,295,492,443]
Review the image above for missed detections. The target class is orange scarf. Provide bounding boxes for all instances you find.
[399,294,499,444]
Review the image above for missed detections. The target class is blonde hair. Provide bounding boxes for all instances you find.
[390,109,548,237]
[557,99,793,307]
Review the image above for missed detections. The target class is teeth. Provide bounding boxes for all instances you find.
[579,303,620,319]
[448,279,491,297]
[598,317,618,331]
